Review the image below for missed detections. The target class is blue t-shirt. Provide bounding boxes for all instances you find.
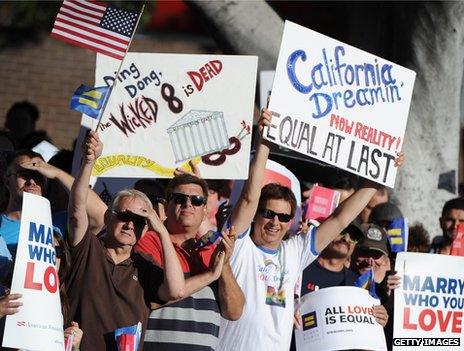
[0,213,62,259]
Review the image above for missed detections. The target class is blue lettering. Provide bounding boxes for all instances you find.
[29,222,45,243]
[28,244,44,261]
[403,293,418,305]
[309,93,332,119]
[287,50,312,94]
[403,274,420,291]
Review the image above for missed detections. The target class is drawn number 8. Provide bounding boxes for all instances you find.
[161,83,183,113]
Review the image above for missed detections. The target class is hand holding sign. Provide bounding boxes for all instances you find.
[258,108,272,136]
[83,131,103,164]
[0,293,22,318]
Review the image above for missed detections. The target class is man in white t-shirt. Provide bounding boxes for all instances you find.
[217,109,404,351]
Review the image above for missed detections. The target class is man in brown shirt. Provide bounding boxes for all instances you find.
[66,131,186,351]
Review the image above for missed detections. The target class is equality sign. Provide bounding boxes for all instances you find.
[82,53,257,181]
[265,21,416,187]
[393,252,464,351]
[3,193,64,351]
[295,286,387,351]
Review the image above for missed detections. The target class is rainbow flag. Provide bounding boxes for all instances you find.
[387,217,408,252]
[70,85,110,119]
[354,268,378,299]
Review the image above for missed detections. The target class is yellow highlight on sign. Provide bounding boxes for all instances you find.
[388,228,401,236]
[91,154,201,177]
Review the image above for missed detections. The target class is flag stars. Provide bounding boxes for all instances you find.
[100,6,138,37]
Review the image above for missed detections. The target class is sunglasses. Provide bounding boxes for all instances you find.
[112,210,147,228]
[258,208,292,223]
[340,232,359,245]
[358,248,384,260]
[55,245,64,259]
[170,192,206,207]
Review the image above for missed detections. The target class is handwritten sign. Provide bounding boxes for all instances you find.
[393,252,464,351]
[295,286,387,351]
[265,21,416,187]
[81,53,257,181]
[3,193,64,351]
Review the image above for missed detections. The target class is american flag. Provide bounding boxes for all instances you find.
[51,0,139,61]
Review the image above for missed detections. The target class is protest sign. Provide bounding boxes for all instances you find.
[229,159,301,208]
[3,193,64,351]
[304,185,340,221]
[265,21,416,187]
[393,252,464,351]
[295,286,387,351]
[79,53,257,182]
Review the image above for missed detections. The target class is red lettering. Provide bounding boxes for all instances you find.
[354,122,363,138]
[418,309,436,331]
[437,310,452,332]
[43,266,58,293]
[403,307,417,330]
[199,67,209,82]
[204,63,216,78]
[187,71,204,91]
[452,311,463,333]
[24,262,42,290]
[209,60,222,74]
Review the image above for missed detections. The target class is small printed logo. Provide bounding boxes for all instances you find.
[367,227,382,241]
[302,311,317,331]
[132,275,138,281]
[17,321,26,327]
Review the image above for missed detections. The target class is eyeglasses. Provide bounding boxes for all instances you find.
[358,248,384,260]
[55,245,64,259]
[340,232,359,245]
[112,210,147,228]
[258,208,292,223]
[170,192,206,207]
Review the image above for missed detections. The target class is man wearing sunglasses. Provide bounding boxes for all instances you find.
[351,224,391,284]
[217,108,404,351]
[288,222,389,351]
[66,131,185,351]
[135,173,244,351]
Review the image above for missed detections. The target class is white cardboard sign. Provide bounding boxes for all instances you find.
[393,252,464,351]
[295,286,387,351]
[83,53,257,181]
[266,21,416,187]
[3,193,64,351]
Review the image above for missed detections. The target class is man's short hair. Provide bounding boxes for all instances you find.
[258,183,297,218]
[6,149,44,173]
[407,223,430,253]
[110,189,153,211]
[441,197,464,217]
[165,174,209,203]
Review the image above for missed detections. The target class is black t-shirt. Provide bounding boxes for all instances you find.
[300,259,359,297]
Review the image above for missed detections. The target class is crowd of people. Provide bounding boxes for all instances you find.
[0,100,461,351]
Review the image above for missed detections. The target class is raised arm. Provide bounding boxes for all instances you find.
[67,131,103,247]
[20,156,107,235]
[316,153,404,253]
[230,109,272,235]
[132,208,186,302]
[217,227,244,320]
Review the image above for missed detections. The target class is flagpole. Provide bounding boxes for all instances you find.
[94,4,146,132]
